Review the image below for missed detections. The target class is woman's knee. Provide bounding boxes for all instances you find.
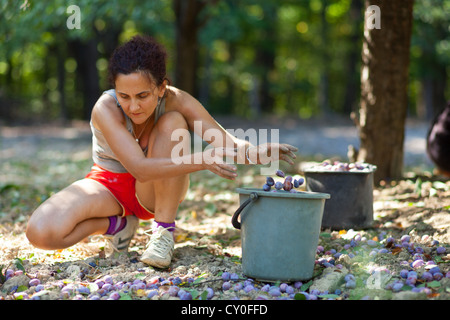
[26,211,60,250]
[149,111,189,158]
[26,199,70,250]
[155,111,188,136]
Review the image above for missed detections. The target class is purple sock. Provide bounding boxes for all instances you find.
[105,216,127,235]
[153,220,176,233]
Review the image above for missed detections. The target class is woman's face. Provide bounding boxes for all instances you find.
[115,72,165,125]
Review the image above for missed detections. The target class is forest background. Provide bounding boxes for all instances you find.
[1,0,448,121]
[1,1,450,303]
[0,0,449,182]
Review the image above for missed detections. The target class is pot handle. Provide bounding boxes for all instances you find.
[231,192,259,229]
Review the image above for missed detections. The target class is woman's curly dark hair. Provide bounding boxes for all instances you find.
[108,35,168,88]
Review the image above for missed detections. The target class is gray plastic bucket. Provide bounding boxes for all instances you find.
[304,166,376,230]
[232,188,330,282]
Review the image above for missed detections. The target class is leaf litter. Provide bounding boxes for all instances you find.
[0,125,449,300]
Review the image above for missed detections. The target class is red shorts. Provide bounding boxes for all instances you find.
[85,164,154,220]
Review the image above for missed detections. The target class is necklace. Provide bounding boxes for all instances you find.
[133,97,162,142]
[133,115,151,142]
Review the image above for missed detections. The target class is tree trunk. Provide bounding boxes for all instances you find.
[56,45,68,122]
[357,0,414,183]
[342,0,364,115]
[256,3,277,114]
[0,59,13,120]
[419,67,448,121]
[69,38,100,120]
[173,0,206,96]
[318,0,330,115]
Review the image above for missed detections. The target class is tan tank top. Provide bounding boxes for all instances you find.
[90,89,165,173]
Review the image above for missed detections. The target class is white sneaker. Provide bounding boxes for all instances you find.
[140,226,174,268]
[104,215,139,253]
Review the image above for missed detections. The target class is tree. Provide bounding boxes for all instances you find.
[253,1,278,115]
[318,0,330,115]
[173,0,208,96]
[356,0,415,183]
[342,0,364,115]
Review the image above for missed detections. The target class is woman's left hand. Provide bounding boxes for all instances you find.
[247,143,298,165]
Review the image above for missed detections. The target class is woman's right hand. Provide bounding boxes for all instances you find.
[202,147,238,180]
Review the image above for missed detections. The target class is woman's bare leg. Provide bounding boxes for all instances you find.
[26,179,123,250]
[137,111,190,267]
[135,111,190,224]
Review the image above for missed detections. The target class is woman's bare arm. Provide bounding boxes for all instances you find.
[167,87,298,166]
[91,93,237,182]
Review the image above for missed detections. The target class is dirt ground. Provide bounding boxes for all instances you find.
[0,120,449,301]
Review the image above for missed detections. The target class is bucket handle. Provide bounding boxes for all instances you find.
[231,192,259,229]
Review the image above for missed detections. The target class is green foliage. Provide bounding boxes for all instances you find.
[0,0,448,121]
[13,257,25,272]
